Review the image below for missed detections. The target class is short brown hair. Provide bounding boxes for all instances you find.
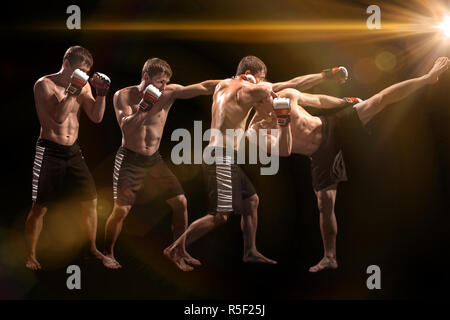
[236,55,267,76]
[142,58,172,78]
[63,46,93,68]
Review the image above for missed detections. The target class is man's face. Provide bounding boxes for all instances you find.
[147,72,171,91]
[70,61,91,75]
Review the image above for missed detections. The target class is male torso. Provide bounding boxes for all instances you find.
[35,73,89,145]
[289,100,323,156]
[115,85,179,155]
[251,88,324,156]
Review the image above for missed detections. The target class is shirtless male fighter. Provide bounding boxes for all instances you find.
[26,46,112,270]
[103,58,220,269]
[250,56,449,273]
[163,55,348,271]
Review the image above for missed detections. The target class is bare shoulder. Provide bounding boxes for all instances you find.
[163,83,183,99]
[34,75,55,92]
[114,86,136,103]
[277,87,301,99]
[217,78,233,88]
[250,110,277,130]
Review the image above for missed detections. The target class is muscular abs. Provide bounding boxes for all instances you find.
[36,76,84,146]
[119,87,174,156]
[122,108,169,155]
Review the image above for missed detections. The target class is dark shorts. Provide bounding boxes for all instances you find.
[31,139,97,204]
[310,106,366,191]
[203,149,256,215]
[113,146,184,205]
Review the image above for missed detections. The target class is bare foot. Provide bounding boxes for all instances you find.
[102,254,122,269]
[243,251,277,264]
[427,57,449,84]
[25,255,42,270]
[85,248,107,261]
[183,253,202,267]
[309,257,338,273]
[163,247,195,272]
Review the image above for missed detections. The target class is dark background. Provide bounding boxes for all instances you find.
[0,0,449,300]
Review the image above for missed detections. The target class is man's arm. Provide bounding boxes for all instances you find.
[237,82,276,111]
[298,92,347,109]
[113,90,147,131]
[272,66,348,92]
[170,80,221,100]
[272,73,324,92]
[248,111,292,157]
[277,88,347,109]
[34,78,77,124]
[79,83,106,124]
[239,83,292,159]
[248,96,292,157]
[79,72,111,123]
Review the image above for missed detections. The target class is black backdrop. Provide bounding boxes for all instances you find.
[1,0,449,300]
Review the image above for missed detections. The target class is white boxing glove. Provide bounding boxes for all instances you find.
[273,97,291,127]
[139,84,162,112]
[66,69,89,96]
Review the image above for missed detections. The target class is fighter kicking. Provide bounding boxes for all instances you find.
[249,56,449,272]
[26,45,112,270]
[103,58,220,269]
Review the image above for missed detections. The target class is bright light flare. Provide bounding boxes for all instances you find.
[436,16,450,38]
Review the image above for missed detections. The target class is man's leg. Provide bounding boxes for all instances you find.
[80,198,107,262]
[166,194,201,267]
[309,186,339,273]
[25,203,47,270]
[355,57,449,126]
[164,212,229,271]
[103,201,132,269]
[241,194,277,264]
[166,194,188,241]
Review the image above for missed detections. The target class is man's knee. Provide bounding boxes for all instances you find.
[168,194,187,213]
[214,212,229,224]
[30,203,48,218]
[246,194,259,210]
[80,198,97,212]
[112,203,131,221]
[315,189,336,214]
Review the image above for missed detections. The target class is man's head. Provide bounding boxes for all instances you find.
[62,46,93,74]
[141,58,172,91]
[236,55,267,83]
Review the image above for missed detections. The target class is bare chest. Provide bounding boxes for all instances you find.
[133,101,171,126]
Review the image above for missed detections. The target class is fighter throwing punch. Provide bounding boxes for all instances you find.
[103,58,220,269]
[250,56,449,272]
[26,46,112,270]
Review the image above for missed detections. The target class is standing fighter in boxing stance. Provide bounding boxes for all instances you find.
[249,56,449,272]
[26,46,112,270]
[103,58,220,269]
